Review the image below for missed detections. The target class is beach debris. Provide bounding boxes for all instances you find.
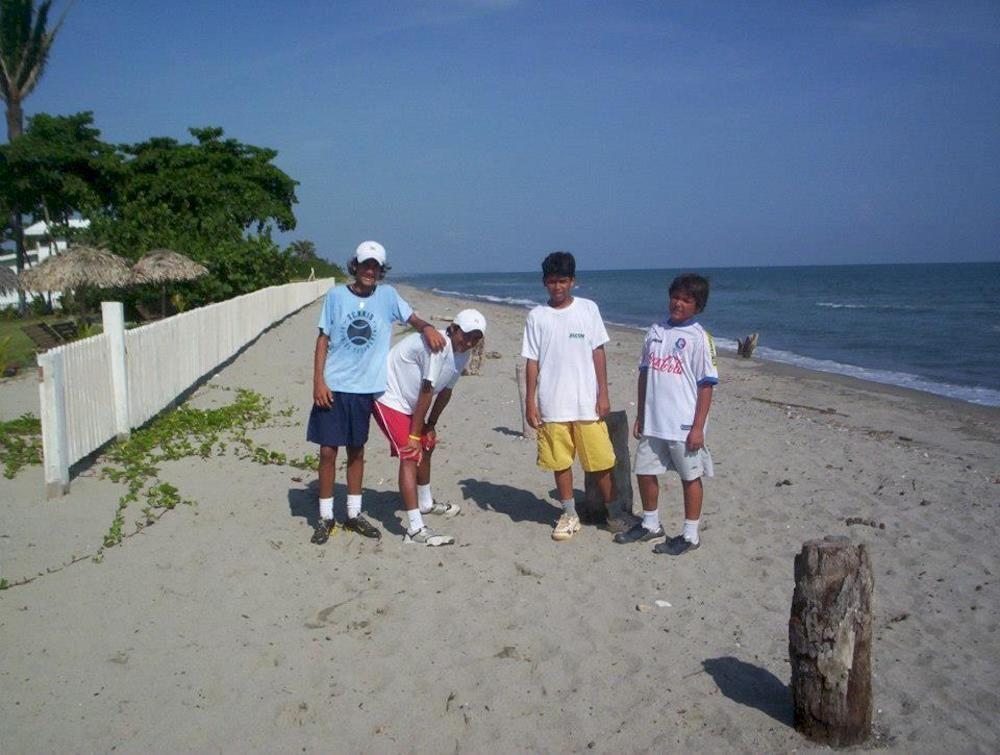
[776,479,793,487]
[635,603,652,612]
[515,562,543,578]
[737,332,759,358]
[889,612,909,623]
[462,341,484,376]
[845,517,885,530]
[495,646,528,661]
[790,536,873,746]
[752,397,846,416]
[655,600,672,608]
[485,351,501,359]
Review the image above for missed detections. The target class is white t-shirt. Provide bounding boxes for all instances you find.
[378,330,469,415]
[639,318,719,442]
[521,297,610,422]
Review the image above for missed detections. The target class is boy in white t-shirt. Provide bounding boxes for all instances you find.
[372,309,486,546]
[615,274,718,555]
[522,252,620,542]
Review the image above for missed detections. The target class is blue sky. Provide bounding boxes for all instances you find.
[23,0,1000,272]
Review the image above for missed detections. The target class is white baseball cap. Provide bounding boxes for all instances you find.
[452,308,486,335]
[355,240,386,265]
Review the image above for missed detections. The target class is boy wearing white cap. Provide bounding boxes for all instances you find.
[372,309,487,545]
[308,241,445,545]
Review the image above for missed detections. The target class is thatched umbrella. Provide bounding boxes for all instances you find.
[0,265,19,295]
[20,245,131,292]
[131,249,209,316]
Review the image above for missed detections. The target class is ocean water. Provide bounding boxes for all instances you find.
[399,263,1000,407]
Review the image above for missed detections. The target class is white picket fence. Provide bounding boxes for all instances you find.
[37,279,334,495]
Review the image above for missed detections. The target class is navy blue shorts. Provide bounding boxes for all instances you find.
[306,392,377,448]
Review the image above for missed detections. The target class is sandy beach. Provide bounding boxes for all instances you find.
[1,283,998,753]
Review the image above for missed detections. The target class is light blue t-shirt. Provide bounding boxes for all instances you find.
[317,284,413,393]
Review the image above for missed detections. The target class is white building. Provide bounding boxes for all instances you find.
[0,219,90,309]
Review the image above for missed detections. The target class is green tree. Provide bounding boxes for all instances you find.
[282,238,343,281]
[0,111,120,227]
[286,239,317,261]
[0,0,70,309]
[93,126,298,255]
[86,126,300,310]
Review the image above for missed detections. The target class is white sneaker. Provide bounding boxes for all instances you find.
[551,513,581,542]
[424,501,461,518]
[404,526,455,547]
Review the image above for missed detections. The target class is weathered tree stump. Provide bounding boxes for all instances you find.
[789,536,874,747]
[515,361,536,439]
[737,332,759,358]
[581,410,635,527]
[462,340,484,376]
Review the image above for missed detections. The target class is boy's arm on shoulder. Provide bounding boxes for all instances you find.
[407,313,446,352]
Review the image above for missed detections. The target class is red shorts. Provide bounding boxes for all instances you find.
[372,401,436,461]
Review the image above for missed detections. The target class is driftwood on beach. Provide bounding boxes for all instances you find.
[789,536,874,747]
[737,332,759,358]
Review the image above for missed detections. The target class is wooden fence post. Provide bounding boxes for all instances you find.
[582,410,635,526]
[515,361,536,439]
[37,350,70,497]
[789,535,874,746]
[102,301,130,440]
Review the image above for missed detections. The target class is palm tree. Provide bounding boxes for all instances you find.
[0,0,71,309]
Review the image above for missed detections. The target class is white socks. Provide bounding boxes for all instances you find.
[417,484,434,514]
[406,508,424,535]
[319,497,334,521]
[642,509,661,532]
[346,494,362,520]
[562,499,577,517]
[683,518,701,544]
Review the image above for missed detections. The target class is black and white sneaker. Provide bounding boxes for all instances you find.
[344,514,381,539]
[653,535,701,555]
[613,523,666,544]
[310,518,334,545]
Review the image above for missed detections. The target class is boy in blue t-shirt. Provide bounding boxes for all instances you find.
[307,241,445,544]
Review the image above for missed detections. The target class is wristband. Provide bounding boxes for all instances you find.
[408,434,422,441]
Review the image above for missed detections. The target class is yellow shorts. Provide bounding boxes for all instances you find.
[536,420,616,472]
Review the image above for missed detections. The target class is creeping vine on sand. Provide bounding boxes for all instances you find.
[1,388,317,590]
[0,413,43,479]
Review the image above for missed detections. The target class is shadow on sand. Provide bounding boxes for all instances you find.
[702,656,793,727]
[287,482,406,537]
[458,477,560,527]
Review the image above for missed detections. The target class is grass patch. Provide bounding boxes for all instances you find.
[99,387,316,549]
[0,413,42,478]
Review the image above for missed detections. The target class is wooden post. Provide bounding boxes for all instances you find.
[581,410,635,526]
[515,361,535,439]
[38,350,70,497]
[789,536,873,747]
[462,340,484,376]
[102,301,130,440]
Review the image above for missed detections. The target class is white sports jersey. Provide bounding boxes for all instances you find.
[521,297,610,422]
[639,318,718,442]
[379,330,469,415]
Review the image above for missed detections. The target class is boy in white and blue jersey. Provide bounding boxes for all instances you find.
[307,241,444,545]
[616,274,719,554]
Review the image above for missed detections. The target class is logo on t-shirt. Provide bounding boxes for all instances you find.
[340,310,379,353]
[569,332,585,339]
[675,337,687,350]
